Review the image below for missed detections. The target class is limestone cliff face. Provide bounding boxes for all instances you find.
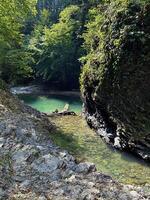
[81,3,150,160]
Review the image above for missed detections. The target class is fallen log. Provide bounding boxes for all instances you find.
[46,104,77,116]
[46,111,77,117]
[62,103,69,112]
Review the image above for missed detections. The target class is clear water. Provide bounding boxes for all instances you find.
[50,116,150,186]
[18,94,150,186]
[18,94,82,113]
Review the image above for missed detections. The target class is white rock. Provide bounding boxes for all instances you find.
[38,195,47,200]
[130,190,139,198]
[114,137,121,148]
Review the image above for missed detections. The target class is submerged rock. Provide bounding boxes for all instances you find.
[81,2,150,161]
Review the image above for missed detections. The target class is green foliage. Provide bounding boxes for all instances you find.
[80,0,150,139]
[80,0,134,92]
[30,5,83,88]
[0,0,104,87]
[0,48,33,84]
[28,0,100,88]
[0,0,37,44]
[37,0,83,23]
[0,0,37,84]
[1,0,148,88]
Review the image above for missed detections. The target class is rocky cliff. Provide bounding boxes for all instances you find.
[81,2,150,160]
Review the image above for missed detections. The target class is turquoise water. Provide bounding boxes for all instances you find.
[18,93,150,185]
[18,94,82,113]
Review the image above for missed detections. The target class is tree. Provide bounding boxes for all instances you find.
[31,5,82,89]
[0,0,37,84]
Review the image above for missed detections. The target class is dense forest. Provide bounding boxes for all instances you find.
[0,0,91,88]
[0,0,148,90]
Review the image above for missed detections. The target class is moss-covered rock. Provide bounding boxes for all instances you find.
[81,2,150,160]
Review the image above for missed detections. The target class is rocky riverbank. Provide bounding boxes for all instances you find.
[83,102,150,161]
[0,89,150,199]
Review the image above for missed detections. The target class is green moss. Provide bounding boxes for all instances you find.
[80,1,150,141]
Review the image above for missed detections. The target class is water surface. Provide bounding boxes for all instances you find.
[18,94,150,185]
[50,116,150,186]
[18,94,82,113]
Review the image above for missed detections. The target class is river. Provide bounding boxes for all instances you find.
[18,93,150,185]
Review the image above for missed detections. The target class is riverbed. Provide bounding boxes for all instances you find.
[18,93,150,185]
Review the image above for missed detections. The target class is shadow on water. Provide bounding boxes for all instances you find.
[18,94,150,185]
[18,94,40,104]
[50,127,86,161]
[49,115,150,186]
[120,150,150,167]
[104,142,150,167]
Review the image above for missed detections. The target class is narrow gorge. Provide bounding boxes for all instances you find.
[0,0,150,199]
[0,82,150,199]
